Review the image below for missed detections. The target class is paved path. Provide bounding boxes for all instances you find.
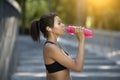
[11,35,120,80]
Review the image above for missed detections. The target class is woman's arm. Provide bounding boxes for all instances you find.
[74,26,85,71]
[74,40,84,71]
[44,27,85,72]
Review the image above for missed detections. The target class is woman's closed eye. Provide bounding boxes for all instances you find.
[58,22,61,25]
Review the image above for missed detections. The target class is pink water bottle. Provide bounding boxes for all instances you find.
[66,26,93,38]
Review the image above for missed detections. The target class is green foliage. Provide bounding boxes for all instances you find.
[88,0,120,31]
[16,0,120,33]
[26,0,48,28]
[50,0,78,25]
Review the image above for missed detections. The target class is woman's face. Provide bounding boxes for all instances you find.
[52,16,65,36]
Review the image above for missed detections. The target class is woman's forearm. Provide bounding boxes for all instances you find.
[75,40,85,71]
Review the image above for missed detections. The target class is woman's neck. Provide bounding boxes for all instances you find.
[47,34,58,43]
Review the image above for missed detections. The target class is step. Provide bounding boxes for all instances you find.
[16,66,45,72]
[11,72,120,80]
[19,55,107,60]
[11,75,45,80]
[84,65,120,69]
[18,59,115,65]
[71,72,120,77]
[84,60,116,65]
[18,55,107,62]
[70,53,96,57]
[83,65,120,72]
[72,76,120,80]
[18,58,116,66]
[16,64,120,73]
[11,76,120,80]
[85,55,107,60]
[19,57,42,61]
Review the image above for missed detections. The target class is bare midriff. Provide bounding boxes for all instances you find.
[46,69,70,80]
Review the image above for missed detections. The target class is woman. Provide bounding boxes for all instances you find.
[30,13,85,80]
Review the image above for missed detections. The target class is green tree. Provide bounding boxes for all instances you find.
[16,0,48,34]
[50,0,77,25]
[16,0,26,34]
[87,0,120,31]
[26,0,48,29]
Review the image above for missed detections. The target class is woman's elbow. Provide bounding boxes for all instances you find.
[74,66,83,72]
[75,68,83,72]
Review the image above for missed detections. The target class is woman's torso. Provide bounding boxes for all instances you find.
[43,41,70,80]
[46,69,70,80]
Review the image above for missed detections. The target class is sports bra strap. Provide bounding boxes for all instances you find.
[44,40,69,56]
[44,41,57,45]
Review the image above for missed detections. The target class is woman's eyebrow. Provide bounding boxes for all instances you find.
[58,19,62,22]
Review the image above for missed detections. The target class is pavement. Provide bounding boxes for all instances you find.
[11,34,120,80]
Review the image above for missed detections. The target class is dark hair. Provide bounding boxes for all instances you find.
[30,13,57,42]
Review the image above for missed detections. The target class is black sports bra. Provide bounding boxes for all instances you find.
[44,41,69,73]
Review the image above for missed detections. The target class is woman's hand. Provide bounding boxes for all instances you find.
[75,26,85,42]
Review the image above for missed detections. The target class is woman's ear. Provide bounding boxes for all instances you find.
[46,26,52,31]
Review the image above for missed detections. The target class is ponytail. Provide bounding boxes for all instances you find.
[30,20,40,42]
[30,12,57,42]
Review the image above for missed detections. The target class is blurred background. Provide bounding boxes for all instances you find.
[0,0,120,80]
[17,0,120,34]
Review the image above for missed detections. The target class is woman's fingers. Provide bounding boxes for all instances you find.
[75,26,85,41]
[75,26,84,33]
[80,26,85,32]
